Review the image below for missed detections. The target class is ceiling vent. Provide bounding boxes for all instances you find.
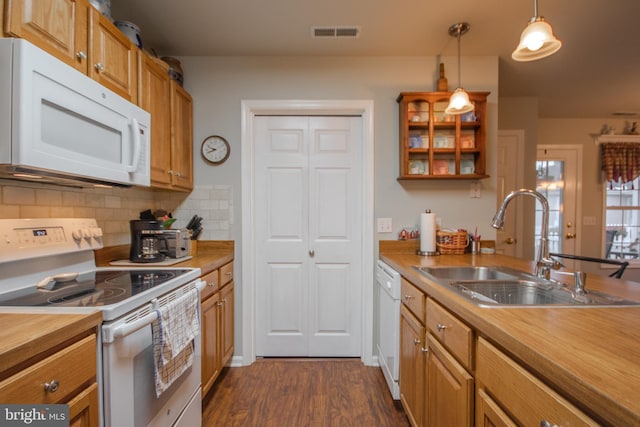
[312,27,361,38]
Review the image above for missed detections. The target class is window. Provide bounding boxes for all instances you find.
[536,160,564,256]
[604,178,640,262]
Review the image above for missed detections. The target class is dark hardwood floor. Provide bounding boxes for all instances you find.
[202,358,410,427]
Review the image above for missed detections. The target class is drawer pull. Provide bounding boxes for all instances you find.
[413,338,421,345]
[436,323,448,332]
[43,380,59,393]
[404,294,414,300]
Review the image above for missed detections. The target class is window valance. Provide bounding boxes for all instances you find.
[601,142,640,185]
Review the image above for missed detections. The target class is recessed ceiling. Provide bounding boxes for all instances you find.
[110,0,640,118]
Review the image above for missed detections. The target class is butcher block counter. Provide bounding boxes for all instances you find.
[94,240,234,275]
[381,240,640,426]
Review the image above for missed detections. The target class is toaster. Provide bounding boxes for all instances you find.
[163,229,192,258]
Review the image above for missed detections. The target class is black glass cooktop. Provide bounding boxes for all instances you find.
[0,269,192,308]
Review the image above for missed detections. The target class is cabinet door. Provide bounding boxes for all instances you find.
[139,52,173,187]
[170,81,194,190]
[201,292,221,397]
[400,304,425,427]
[476,388,517,427]
[426,334,473,427]
[220,283,235,366]
[5,0,89,73]
[68,382,99,427]
[89,9,137,102]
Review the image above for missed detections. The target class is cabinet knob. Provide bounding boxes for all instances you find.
[76,51,87,60]
[43,380,59,393]
[403,294,414,300]
[217,301,224,307]
[413,338,421,345]
[436,323,448,332]
[175,171,181,177]
[94,62,105,72]
[505,237,516,245]
[225,271,232,276]
[420,347,428,353]
[540,421,558,427]
[207,281,215,287]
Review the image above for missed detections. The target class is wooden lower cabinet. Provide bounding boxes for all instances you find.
[400,304,425,427]
[476,337,598,426]
[201,262,235,398]
[0,333,99,426]
[426,334,473,427]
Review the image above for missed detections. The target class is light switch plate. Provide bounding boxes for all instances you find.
[377,217,393,233]
[469,182,481,198]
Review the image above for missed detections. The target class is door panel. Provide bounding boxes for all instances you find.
[255,115,362,357]
[496,131,524,257]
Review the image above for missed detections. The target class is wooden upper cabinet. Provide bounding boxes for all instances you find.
[139,51,172,187]
[170,81,194,191]
[397,91,489,180]
[5,0,90,74]
[89,8,137,103]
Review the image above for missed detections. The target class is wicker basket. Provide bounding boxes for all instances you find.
[436,230,469,254]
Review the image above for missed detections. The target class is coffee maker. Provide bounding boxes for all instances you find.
[129,220,169,262]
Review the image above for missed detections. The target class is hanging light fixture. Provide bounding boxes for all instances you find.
[445,22,474,116]
[512,0,561,61]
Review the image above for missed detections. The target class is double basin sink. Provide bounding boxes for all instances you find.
[413,266,640,307]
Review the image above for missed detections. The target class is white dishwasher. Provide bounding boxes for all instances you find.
[376,259,402,400]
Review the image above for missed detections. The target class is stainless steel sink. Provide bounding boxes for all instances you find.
[412,266,640,307]
[415,266,521,281]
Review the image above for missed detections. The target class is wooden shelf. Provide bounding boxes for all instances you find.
[397,91,490,180]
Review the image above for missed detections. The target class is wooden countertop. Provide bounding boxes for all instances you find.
[0,310,102,378]
[94,240,234,275]
[380,240,640,427]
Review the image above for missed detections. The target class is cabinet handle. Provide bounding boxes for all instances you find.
[413,338,421,345]
[436,323,448,332]
[94,62,105,72]
[540,421,558,427]
[43,380,59,393]
[76,51,87,60]
[403,294,413,300]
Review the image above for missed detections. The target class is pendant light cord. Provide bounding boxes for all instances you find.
[456,29,461,88]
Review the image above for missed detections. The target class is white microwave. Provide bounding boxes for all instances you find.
[0,38,150,187]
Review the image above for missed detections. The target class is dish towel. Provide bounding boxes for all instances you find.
[151,287,200,397]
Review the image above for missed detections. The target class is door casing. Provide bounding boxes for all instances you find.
[241,99,375,366]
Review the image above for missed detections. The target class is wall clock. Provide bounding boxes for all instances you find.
[201,135,230,165]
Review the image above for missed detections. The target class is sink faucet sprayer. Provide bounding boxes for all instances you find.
[491,189,559,279]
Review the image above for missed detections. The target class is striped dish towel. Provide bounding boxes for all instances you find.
[151,287,200,397]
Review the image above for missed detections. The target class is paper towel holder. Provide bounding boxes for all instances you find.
[416,209,440,256]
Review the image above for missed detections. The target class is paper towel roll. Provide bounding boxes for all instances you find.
[420,211,437,253]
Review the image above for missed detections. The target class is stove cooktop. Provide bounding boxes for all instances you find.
[0,269,193,308]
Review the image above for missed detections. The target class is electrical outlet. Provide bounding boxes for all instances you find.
[469,182,481,198]
[377,218,393,233]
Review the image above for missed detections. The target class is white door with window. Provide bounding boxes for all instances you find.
[536,145,582,267]
[254,115,363,357]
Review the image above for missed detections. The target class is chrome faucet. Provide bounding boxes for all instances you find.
[491,189,558,279]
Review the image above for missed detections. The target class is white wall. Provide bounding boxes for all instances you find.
[179,55,499,354]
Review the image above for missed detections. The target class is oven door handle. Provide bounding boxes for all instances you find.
[102,279,205,343]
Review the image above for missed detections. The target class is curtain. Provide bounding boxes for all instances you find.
[601,142,640,186]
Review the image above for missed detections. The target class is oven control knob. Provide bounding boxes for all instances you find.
[72,229,85,241]
[90,227,103,239]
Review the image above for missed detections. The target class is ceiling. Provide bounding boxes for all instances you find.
[111,0,640,119]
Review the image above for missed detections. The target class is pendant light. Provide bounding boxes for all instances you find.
[512,0,561,61]
[445,22,474,116]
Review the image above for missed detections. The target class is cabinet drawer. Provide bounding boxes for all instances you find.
[220,261,234,286]
[0,334,96,404]
[401,278,425,323]
[201,269,220,300]
[476,338,598,427]
[426,298,473,371]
